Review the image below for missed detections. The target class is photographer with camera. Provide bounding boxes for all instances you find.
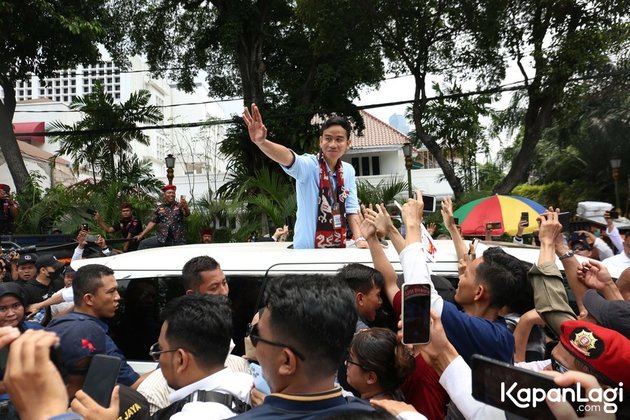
[92,203,143,253]
[0,184,18,236]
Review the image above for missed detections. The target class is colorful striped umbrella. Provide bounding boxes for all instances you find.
[453,195,546,236]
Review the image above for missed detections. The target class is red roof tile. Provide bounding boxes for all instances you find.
[350,110,410,149]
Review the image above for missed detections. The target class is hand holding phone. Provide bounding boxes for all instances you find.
[558,211,570,232]
[520,212,529,227]
[471,355,581,419]
[81,354,121,407]
[402,283,431,345]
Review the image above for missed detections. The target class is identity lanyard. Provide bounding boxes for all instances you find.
[327,170,343,229]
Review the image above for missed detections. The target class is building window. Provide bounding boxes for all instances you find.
[361,157,370,176]
[351,158,360,174]
[371,156,380,175]
[351,155,381,176]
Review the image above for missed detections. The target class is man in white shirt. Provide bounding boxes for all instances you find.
[603,234,630,271]
[152,294,252,419]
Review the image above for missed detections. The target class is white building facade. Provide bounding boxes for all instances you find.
[7,54,228,193]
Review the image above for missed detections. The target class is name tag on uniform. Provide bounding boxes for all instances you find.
[332,204,342,228]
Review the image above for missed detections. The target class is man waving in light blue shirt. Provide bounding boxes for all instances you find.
[243,103,366,249]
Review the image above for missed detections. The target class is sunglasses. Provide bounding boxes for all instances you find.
[247,322,306,361]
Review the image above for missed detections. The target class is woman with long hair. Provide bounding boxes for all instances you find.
[345,328,415,401]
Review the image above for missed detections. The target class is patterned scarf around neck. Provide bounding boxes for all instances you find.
[315,152,350,248]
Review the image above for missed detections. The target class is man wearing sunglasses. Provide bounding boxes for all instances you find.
[150,294,252,419]
[236,274,376,419]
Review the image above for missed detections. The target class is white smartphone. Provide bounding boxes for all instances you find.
[395,195,436,213]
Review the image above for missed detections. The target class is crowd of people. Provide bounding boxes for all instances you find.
[0,189,627,419]
[0,109,628,419]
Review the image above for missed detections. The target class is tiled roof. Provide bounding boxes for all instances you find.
[350,110,410,149]
[17,140,69,166]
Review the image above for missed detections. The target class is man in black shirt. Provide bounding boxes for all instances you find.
[22,254,64,307]
[94,202,143,252]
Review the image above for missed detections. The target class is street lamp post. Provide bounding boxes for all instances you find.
[402,143,413,199]
[610,157,621,211]
[165,153,176,185]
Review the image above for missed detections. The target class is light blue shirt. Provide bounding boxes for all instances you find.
[282,151,359,249]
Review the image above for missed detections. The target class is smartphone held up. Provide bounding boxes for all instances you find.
[402,283,431,345]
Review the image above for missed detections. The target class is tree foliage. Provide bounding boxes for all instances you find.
[49,82,163,190]
[363,0,506,199]
[121,0,384,199]
[493,0,630,193]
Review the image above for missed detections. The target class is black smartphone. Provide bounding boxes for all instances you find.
[609,210,619,219]
[558,212,570,232]
[471,354,580,419]
[81,223,89,231]
[422,194,436,213]
[453,217,459,225]
[82,354,121,407]
[521,212,529,227]
[0,346,8,371]
[402,283,431,345]
[486,222,502,230]
[85,234,99,243]
[86,208,97,216]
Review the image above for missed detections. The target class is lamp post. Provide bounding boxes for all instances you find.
[402,143,413,199]
[610,157,621,211]
[165,153,176,185]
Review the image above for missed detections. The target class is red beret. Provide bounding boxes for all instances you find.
[0,184,10,193]
[201,228,214,236]
[162,185,177,192]
[560,319,630,387]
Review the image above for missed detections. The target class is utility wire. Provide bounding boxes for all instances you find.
[14,68,628,115]
[14,69,630,137]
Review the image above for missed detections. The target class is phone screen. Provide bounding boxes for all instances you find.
[402,283,431,345]
[521,212,529,227]
[558,212,570,232]
[471,354,579,418]
[422,195,436,213]
[0,346,8,371]
[82,354,122,407]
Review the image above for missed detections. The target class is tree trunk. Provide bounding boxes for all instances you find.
[0,80,30,191]
[410,79,465,200]
[493,89,559,194]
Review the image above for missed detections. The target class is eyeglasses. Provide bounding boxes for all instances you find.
[345,356,370,371]
[247,323,306,361]
[0,302,23,313]
[148,342,178,362]
[551,356,569,373]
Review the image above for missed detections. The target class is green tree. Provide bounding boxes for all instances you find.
[493,0,630,193]
[0,0,124,190]
[356,176,408,207]
[364,0,506,199]
[422,83,496,192]
[50,83,163,186]
[122,0,383,195]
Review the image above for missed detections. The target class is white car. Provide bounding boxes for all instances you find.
[70,239,604,372]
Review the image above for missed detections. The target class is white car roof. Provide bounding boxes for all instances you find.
[72,239,622,280]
